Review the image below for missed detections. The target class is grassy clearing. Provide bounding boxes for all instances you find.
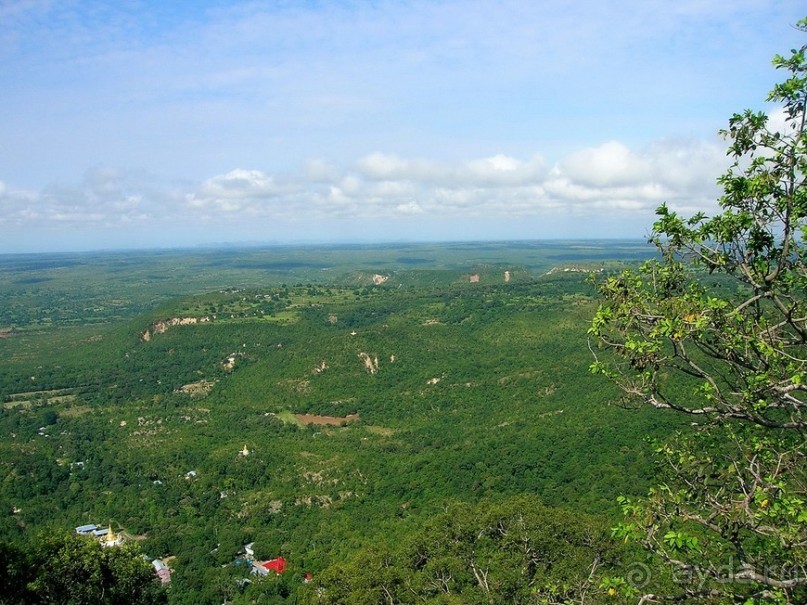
[57,405,93,417]
[274,410,304,426]
[4,388,80,408]
[259,310,300,323]
[7,388,79,401]
[365,425,395,436]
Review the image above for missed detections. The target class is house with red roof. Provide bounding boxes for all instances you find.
[253,556,287,576]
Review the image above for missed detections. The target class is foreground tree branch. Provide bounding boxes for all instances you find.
[590,19,807,604]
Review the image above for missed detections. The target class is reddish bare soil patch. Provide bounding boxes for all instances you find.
[295,413,360,426]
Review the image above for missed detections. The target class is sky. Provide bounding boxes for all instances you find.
[0,0,805,253]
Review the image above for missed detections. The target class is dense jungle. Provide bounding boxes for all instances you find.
[0,241,680,604]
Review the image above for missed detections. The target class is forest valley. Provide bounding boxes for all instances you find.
[0,247,685,605]
[5,17,807,605]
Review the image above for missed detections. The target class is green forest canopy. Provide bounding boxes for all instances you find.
[0,241,671,604]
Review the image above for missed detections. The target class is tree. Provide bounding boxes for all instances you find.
[0,540,35,605]
[26,533,166,605]
[308,497,617,604]
[588,21,807,604]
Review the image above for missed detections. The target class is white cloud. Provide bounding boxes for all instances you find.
[546,138,726,215]
[338,175,364,196]
[355,153,443,183]
[0,135,732,250]
[186,169,300,214]
[0,167,176,232]
[558,141,649,188]
[395,201,425,215]
[466,154,547,186]
[195,169,281,199]
[0,183,39,225]
[355,152,547,189]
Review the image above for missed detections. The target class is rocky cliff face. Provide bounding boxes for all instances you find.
[142,316,210,341]
[358,352,379,374]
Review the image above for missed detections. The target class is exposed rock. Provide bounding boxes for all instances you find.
[176,380,215,397]
[546,266,604,275]
[358,352,379,374]
[295,495,333,508]
[223,353,241,371]
[143,317,210,340]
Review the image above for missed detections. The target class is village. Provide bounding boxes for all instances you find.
[69,440,320,592]
[74,522,310,588]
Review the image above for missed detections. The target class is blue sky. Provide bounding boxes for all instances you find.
[0,0,804,252]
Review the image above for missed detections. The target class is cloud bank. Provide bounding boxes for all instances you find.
[0,136,728,251]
